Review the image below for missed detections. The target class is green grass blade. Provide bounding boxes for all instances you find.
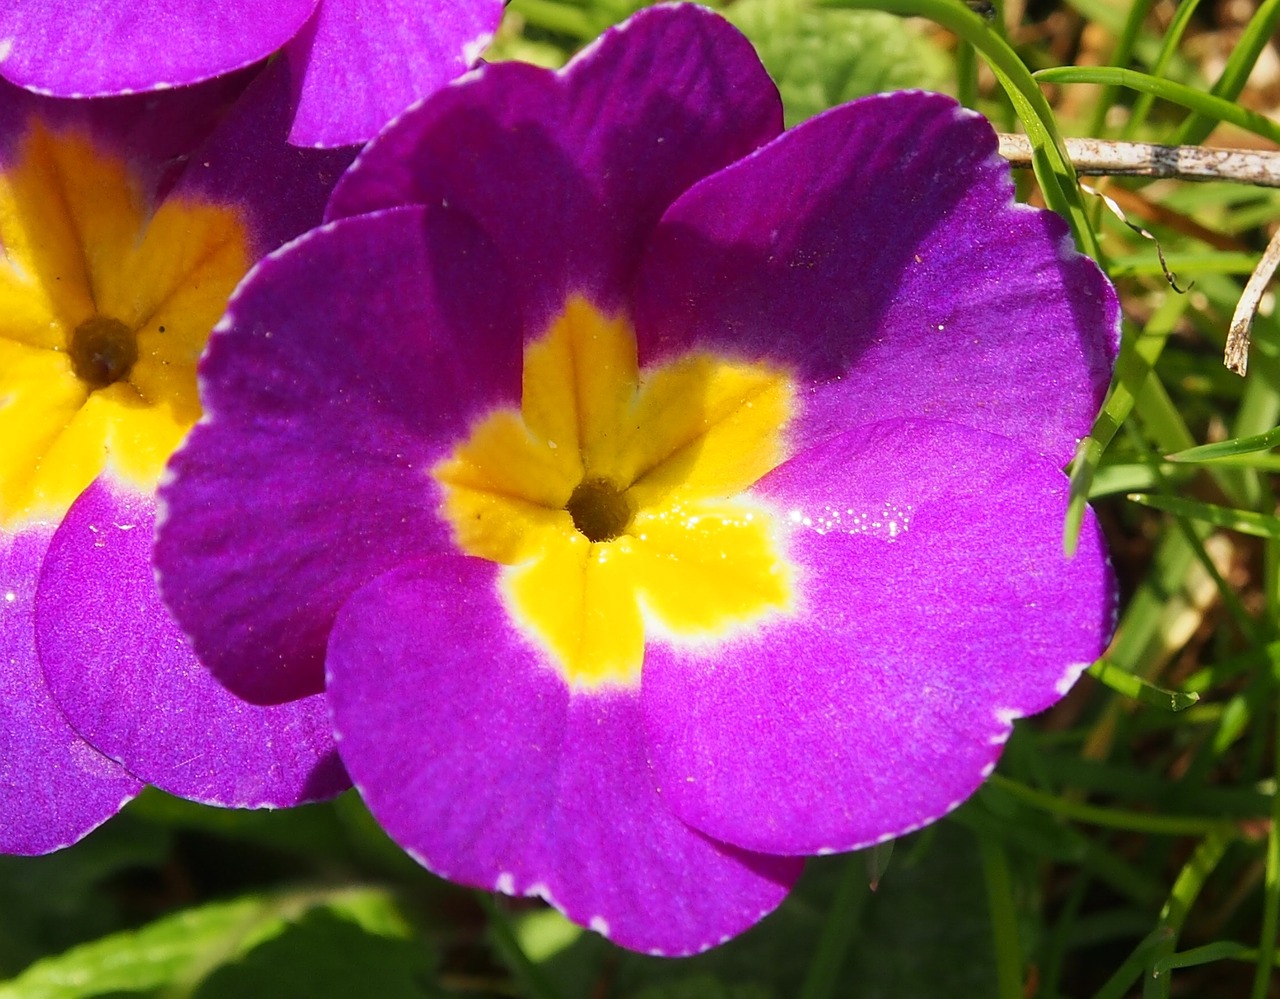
[1121,0,1203,139]
[985,775,1232,837]
[1167,426,1280,462]
[1153,941,1253,973]
[799,856,870,999]
[1145,828,1234,997]
[1127,493,1280,539]
[1107,252,1259,280]
[1036,66,1280,145]
[1087,660,1200,711]
[1091,930,1173,999]
[977,835,1023,999]
[1251,696,1280,999]
[477,893,566,999]
[1091,0,1154,137]
[1067,295,1185,553]
[1173,0,1280,145]
[956,39,978,109]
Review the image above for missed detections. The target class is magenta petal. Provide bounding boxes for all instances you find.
[328,3,781,331]
[328,556,801,955]
[636,91,1119,466]
[38,478,349,807]
[156,205,522,704]
[284,0,502,147]
[171,59,357,256]
[0,72,254,197]
[0,2,316,96]
[1,526,140,855]
[643,419,1115,856]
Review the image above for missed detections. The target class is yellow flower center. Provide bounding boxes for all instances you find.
[0,121,251,529]
[432,297,797,688]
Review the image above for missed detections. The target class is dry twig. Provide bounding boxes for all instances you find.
[997,134,1280,375]
[997,134,1280,187]
[1225,227,1280,375]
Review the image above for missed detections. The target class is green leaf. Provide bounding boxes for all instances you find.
[835,824,999,998]
[194,908,437,999]
[0,815,171,979]
[724,0,952,126]
[0,888,418,999]
[512,909,583,964]
[0,897,265,999]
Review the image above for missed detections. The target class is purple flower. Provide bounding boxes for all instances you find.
[0,0,502,147]
[155,5,1119,953]
[0,63,355,856]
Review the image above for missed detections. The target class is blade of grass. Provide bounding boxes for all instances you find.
[1091,929,1172,999]
[1144,827,1234,997]
[1087,660,1200,711]
[1090,0,1154,137]
[1227,358,1280,507]
[956,37,978,108]
[1167,427,1280,462]
[1172,0,1280,145]
[1124,425,1263,644]
[1155,941,1253,972]
[477,893,566,999]
[1127,493,1280,540]
[1250,679,1280,999]
[1159,454,1280,471]
[986,775,1235,837]
[1036,66,1280,146]
[977,834,1023,999]
[957,801,1168,906]
[799,856,870,999]
[1121,0,1204,139]
[1089,462,1166,496]
[1109,252,1259,279]
[1068,293,1187,553]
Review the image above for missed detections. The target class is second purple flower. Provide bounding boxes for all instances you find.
[155,4,1120,955]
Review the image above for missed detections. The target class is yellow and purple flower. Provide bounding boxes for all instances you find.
[0,64,354,856]
[155,5,1119,953]
[0,0,502,147]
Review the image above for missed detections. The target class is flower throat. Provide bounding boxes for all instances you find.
[431,296,797,688]
[69,315,138,389]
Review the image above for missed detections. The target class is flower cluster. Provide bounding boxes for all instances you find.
[142,4,1120,954]
[0,63,352,855]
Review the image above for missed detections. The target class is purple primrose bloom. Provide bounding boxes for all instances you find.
[0,63,354,855]
[0,0,502,147]
[155,5,1119,953]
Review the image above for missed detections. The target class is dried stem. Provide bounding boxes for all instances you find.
[1225,226,1280,375]
[997,134,1280,187]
